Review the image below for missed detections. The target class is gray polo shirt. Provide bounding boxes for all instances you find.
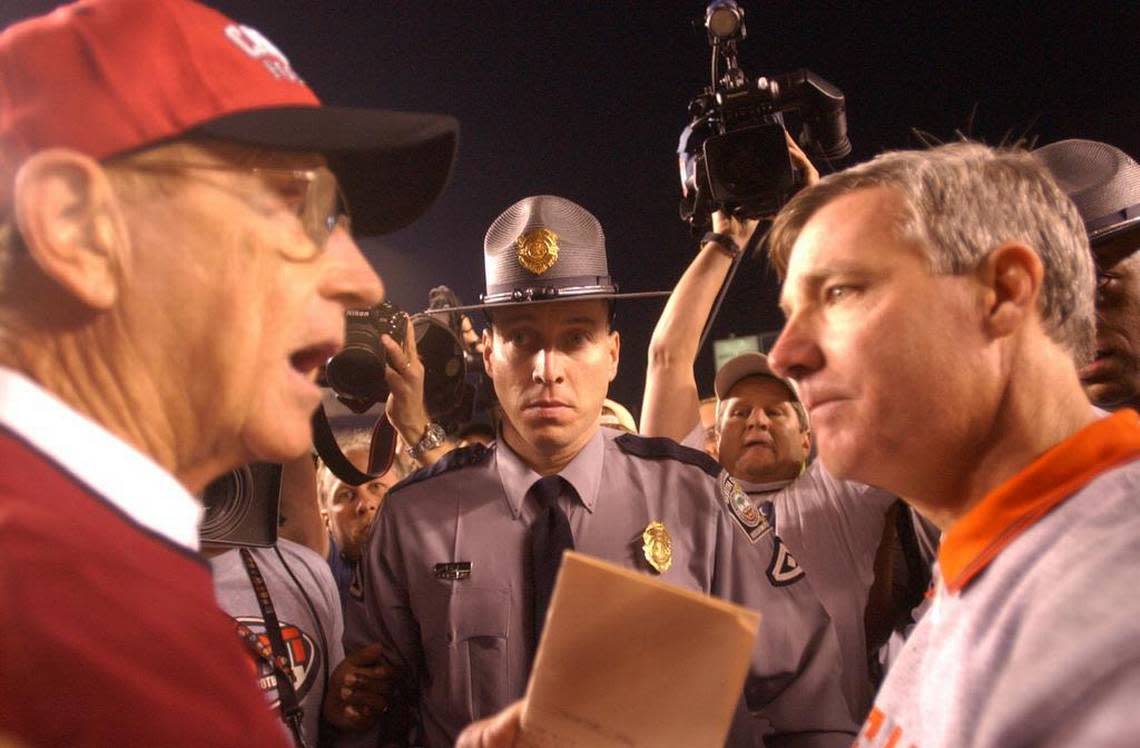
[343,427,855,747]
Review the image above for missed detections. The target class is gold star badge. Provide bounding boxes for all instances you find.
[642,521,672,574]
[516,227,560,275]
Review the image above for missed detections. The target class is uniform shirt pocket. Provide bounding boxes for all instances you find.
[449,586,511,721]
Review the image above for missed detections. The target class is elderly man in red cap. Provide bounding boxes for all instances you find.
[0,1,455,745]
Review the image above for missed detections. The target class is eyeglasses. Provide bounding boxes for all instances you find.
[122,160,352,260]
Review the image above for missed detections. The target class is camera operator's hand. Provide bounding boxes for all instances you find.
[322,643,397,730]
[708,131,818,252]
[786,129,821,186]
[382,318,453,466]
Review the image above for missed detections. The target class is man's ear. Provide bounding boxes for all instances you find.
[976,242,1044,340]
[12,149,128,310]
[481,327,495,377]
[607,329,620,383]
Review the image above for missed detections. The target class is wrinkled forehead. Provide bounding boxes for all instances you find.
[124,138,327,170]
[778,187,923,311]
[719,376,797,412]
[490,298,612,330]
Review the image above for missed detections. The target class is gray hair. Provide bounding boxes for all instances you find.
[768,142,1096,366]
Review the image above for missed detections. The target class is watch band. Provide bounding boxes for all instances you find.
[701,231,741,258]
[407,422,446,459]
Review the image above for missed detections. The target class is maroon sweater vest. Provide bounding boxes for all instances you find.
[0,428,289,747]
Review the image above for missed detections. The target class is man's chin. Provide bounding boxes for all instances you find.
[1084,379,1140,409]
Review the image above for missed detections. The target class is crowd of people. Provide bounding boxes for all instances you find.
[1,2,1138,747]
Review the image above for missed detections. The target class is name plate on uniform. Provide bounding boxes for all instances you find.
[433,562,472,580]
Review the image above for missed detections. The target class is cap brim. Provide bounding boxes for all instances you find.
[195,105,458,236]
[420,289,671,315]
[714,352,800,402]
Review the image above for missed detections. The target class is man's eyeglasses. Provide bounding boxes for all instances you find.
[122,160,352,260]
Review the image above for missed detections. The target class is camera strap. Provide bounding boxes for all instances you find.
[311,404,396,486]
[236,548,312,748]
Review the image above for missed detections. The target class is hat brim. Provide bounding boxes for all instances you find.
[195,105,458,236]
[714,352,800,402]
[421,289,671,316]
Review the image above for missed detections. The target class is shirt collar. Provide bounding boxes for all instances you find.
[0,366,203,551]
[496,427,606,517]
[939,408,1140,593]
[737,476,795,495]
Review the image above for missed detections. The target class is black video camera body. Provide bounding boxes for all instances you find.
[679,1,851,231]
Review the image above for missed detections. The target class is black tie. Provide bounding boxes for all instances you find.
[528,475,575,653]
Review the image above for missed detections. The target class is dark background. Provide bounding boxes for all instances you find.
[5,1,1139,419]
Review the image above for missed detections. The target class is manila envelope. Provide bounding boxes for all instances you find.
[518,550,760,747]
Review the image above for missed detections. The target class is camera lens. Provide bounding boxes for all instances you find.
[325,346,389,404]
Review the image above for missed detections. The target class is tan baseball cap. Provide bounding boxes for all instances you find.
[714,352,800,402]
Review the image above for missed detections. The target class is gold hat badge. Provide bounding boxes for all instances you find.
[516,227,560,275]
[642,521,672,574]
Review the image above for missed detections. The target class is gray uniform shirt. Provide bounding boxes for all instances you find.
[344,428,855,747]
[739,463,896,721]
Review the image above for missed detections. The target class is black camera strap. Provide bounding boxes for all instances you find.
[236,548,312,748]
[310,404,396,486]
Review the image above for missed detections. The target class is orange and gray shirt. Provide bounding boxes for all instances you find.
[855,409,1140,748]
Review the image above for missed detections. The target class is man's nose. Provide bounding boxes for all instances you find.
[320,226,385,310]
[533,348,565,385]
[768,314,822,383]
[744,407,771,430]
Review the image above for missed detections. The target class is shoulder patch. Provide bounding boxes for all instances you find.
[389,443,493,495]
[615,433,721,477]
[721,474,772,543]
[767,537,806,587]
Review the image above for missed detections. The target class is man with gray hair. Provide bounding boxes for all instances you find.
[764,142,1140,746]
[1036,138,1140,412]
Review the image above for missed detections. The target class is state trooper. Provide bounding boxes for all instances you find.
[341,195,856,747]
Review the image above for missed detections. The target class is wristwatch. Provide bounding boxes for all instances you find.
[701,230,742,258]
[407,423,446,459]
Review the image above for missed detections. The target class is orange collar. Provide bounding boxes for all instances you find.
[940,409,1140,593]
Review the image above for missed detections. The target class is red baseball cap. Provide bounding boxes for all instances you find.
[0,0,458,235]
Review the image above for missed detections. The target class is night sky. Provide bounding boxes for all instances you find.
[5,1,1139,418]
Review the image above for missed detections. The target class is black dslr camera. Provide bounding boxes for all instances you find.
[324,300,410,413]
[324,300,468,426]
[678,0,851,231]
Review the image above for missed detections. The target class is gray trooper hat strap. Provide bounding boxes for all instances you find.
[1088,206,1140,243]
[483,275,617,303]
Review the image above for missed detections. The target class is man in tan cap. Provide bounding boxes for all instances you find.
[344,195,856,747]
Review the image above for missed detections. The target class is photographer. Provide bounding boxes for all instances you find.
[0,1,455,745]
[640,135,906,720]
